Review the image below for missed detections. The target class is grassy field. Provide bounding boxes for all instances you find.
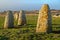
[0,14,60,40]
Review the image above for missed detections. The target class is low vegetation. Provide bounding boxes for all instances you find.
[0,14,60,40]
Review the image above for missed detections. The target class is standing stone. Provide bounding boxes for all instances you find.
[36,4,52,33]
[18,10,26,26]
[4,11,14,28]
[14,12,19,21]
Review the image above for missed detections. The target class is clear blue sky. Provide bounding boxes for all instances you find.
[0,0,60,11]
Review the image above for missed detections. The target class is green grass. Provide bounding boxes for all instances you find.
[0,14,60,40]
[52,17,60,31]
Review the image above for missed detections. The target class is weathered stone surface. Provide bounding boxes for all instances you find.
[18,10,26,26]
[14,12,19,21]
[4,11,14,28]
[36,4,52,33]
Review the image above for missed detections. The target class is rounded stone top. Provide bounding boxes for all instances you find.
[7,10,12,12]
[19,10,25,14]
[39,4,50,13]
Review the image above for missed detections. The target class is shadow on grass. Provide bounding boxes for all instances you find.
[27,24,36,27]
[0,24,36,29]
[14,24,36,28]
[52,24,60,34]
[52,24,60,25]
[52,30,60,34]
[52,24,60,27]
[0,36,9,40]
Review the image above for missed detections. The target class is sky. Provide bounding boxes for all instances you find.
[0,0,60,11]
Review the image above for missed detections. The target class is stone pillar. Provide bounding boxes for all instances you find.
[18,10,26,26]
[36,4,52,33]
[14,12,19,21]
[4,11,14,28]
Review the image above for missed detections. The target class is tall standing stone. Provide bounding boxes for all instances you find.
[4,11,14,28]
[18,10,26,26]
[36,4,52,33]
[14,12,19,21]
